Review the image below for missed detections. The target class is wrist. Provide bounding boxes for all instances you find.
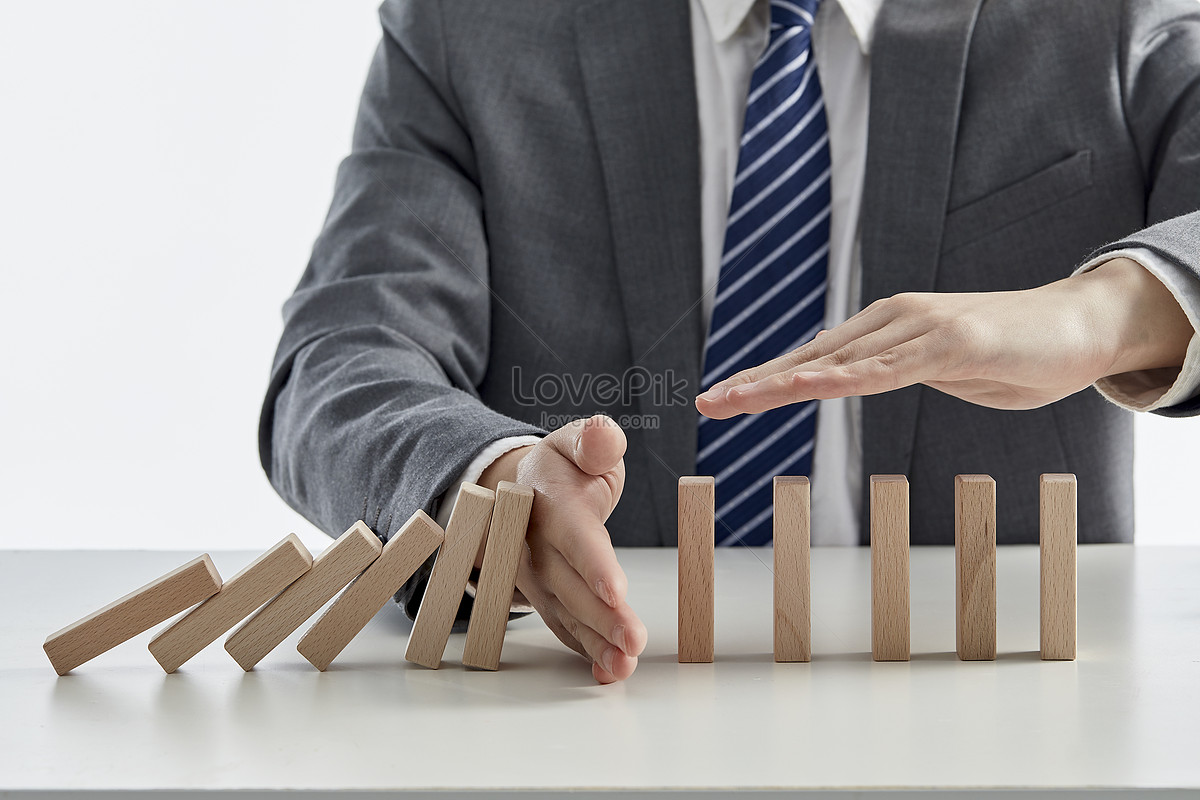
[478,444,536,491]
[1072,257,1192,377]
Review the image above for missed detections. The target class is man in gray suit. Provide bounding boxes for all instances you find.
[260,0,1200,683]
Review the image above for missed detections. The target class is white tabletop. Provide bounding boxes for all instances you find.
[2,546,1198,797]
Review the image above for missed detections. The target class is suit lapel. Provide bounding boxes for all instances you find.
[859,0,983,541]
[576,0,703,545]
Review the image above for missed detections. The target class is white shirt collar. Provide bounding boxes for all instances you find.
[697,0,883,54]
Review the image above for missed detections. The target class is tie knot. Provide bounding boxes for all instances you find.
[770,0,820,30]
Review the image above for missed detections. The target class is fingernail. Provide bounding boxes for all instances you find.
[601,646,615,674]
[596,578,616,607]
[728,380,758,397]
[613,624,627,653]
[697,385,725,402]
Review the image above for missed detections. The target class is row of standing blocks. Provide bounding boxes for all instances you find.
[43,482,535,675]
[677,474,1078,664]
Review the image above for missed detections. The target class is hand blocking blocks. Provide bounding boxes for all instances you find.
[44,483,538,675]
[678,473,1078,664]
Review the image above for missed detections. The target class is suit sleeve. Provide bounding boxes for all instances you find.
[1085,0,1200,417]
[257,0,544,620]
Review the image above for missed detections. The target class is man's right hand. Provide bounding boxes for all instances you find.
[478,415,647,684]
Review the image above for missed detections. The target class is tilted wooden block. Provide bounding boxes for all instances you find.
[955,475,997,661]
[224,521,381,670]
[463,482,535,671]
[1040,473,1077,661]
[774,476,811,663]
[871,475,910,662]
[44,554,221,675]
[678,476,715,664]
[148,534,313,673]
[406,484,496,669]
[298,511,444,671]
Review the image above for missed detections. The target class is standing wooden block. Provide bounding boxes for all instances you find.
[44,554,221,675]
[463,482,535,671]
[678,476,715,664]
[1040,473,1078,661]
[955,475,997,661]
[774,476,811,663]
[225,521,381,671]
[149,534,313,673]
[405,484,496,669]
[298,511,444,671]
[871,475,910,662]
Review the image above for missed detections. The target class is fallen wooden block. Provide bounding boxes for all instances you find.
[1040,473,1078,661]
[678,476,715,664]
[44,554,221,675]
[955,475,997,661]
[871,475,910,662]
[298,511,444,671]
[463,482,535,671]
[224,521,381,670]
[406,484,496,669]
[149,534,312,673]
[773,476,811,663]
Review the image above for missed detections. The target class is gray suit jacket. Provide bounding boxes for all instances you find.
[259,0,1200,623]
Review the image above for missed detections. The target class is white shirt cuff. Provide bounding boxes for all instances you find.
[1073,248,1200,412]
[438,435,542,615]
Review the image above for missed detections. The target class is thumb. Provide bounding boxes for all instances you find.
[565,414,627,476]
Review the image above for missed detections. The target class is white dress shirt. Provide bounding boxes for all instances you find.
[438,0,1200,546]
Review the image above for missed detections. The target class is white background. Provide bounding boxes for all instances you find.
[1,1,1197,551]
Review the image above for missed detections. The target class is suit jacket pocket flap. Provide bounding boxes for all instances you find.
[941,150,1093,253]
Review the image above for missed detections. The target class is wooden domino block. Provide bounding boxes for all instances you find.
[148,534,313,673]
[774,476,811,663]
[463,482,535,671]
[871,475,910,662]
[224,521,381,671]
[678,476,714,664]
[44,554,221,675]
[298,511,444,671]
[405,484,496,669]
[1040,473,1077,661]
[955,475,997,661]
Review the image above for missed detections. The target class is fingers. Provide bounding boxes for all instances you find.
[696,304,893,418]
[539,545,647,657]
[722,334,940,412]
[551,516,632,609]
[519,562,639,683]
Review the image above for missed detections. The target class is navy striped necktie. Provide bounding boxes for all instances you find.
[697,0,830,547]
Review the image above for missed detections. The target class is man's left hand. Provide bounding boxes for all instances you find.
[696,257,1193,417]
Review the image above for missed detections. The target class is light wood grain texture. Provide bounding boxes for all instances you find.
[678,476,715,663]
[871,475,910,662]
[297,511,444,671]
[44,554,221,675]
[1041,473,1078,661]
[405,484,496,669]
[463,482,535,671]
[773,476,811,663]
[149,534,312,673]
[955,475,997,661]
[224,521,381,671]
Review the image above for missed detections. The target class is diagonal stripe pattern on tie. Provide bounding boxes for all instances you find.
[698,0,829,547]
